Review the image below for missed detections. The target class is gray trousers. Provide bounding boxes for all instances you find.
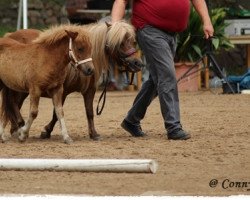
[125,25,182,134]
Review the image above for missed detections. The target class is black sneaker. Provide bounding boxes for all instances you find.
[168,129,191,140]
[121,120,145,137]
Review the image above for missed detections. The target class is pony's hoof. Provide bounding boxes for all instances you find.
[40,131,51,139]
[18,137,26,143]
[11,131,19,139]
[90,134,101,141]
[18,134,28,143]
[1,135,9,143]
[64,137,73,144]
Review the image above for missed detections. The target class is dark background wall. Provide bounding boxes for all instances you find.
[1,0,249,28]
[0,0,67,28]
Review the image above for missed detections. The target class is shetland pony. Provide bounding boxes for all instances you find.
[5,21,143,141]
[0,24,94,144]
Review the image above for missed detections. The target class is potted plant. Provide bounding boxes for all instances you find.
[175,7,234,92]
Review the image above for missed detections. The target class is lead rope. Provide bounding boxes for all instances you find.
[96,71,110,115]
[130,72,135,85]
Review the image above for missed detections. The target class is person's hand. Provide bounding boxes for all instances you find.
[203,23,214,39]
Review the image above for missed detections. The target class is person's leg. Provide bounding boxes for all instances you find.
[121,74,157,137]
[140,26,189,139]
[125,75,157,124]
[122,25,190,139]
[138,26,182,133]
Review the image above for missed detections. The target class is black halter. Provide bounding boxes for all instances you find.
[96,45,143,116]
[117,47,144,85]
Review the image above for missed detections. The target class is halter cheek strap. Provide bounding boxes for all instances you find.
[69,38,93,68]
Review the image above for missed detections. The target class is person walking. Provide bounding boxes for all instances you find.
[111,0,214,140]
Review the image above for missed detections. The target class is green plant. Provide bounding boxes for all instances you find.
[175,7,234,62]
[0,26,15,37]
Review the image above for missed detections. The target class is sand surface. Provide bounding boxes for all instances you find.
[0,90,249,196]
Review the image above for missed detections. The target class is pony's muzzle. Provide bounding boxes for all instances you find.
[125,57,145,71]
[79,61,94,76]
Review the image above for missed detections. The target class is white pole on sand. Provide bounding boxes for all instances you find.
[23,0,28,29]
[0,158,158,173]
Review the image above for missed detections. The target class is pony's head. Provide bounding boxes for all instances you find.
[65,29,94,76]
[105,21,144,72]
[34,24,95,76]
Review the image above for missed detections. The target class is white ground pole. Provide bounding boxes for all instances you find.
[17,0,28,30]
[0,158,158,173]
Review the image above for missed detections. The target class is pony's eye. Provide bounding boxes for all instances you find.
[78,47,84,52]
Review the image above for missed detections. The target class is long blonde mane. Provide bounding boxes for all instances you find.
[82,21,135,76]
[33,24,90,46]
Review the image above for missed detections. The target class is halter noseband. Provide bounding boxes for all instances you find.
[69,38,93,69]
[124,47,137,58]
[118,47,137,69]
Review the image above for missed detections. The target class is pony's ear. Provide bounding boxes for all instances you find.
[65,30,78,40]
[105,22,112,28]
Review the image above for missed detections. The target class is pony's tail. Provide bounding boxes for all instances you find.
[0,86,20,128]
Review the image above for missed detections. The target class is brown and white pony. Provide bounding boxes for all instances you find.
[4,21,143,141]
[0,24,94,144]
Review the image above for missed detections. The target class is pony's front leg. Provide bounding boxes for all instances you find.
[18,93,40,142]
[40,95,67,139]
[0,121,9,143]
[83,87,100,140]
[52,86,72,144]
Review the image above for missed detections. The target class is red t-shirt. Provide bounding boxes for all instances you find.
[131,0,190,32]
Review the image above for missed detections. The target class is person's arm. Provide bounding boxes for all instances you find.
[111,0,128,23]
[191,0,214,38]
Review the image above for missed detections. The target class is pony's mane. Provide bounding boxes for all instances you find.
[33,24,89,46]
[82,22,109,74]
[106,21,135,53]
[82,21,135,74]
